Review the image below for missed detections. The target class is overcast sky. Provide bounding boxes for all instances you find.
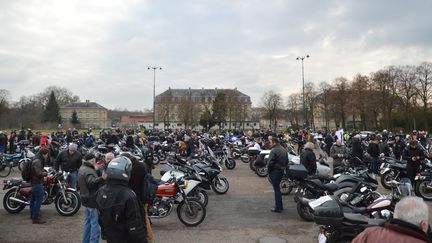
[1,0,432,111]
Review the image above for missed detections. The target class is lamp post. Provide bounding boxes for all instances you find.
[296,55,310,128]
[148,66,162,131]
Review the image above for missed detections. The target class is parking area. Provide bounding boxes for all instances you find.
[0,159,321,243]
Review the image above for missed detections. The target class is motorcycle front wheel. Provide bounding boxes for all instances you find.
[55,189,81,216]
[189,187,209,207]
[3,189,26,214]
[177,198,206,227]
[255,166,268,177]
[240,154,250,163]
[225,158,236,170]
[280,178,294,195]
[211,177,229,194]
[296,201,314,221]
[381,170,398,190]
[416,180,432,200]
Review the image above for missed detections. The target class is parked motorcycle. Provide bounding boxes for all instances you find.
[148,175,206,227]
[2,170,81,216]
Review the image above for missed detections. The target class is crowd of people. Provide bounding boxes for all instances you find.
[2,126,432,242]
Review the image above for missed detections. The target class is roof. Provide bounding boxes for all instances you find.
[61,101,107,110]
[156,88,250,101]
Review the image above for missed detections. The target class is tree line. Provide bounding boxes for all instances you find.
[0,86,80,129]
[261,62,432,131]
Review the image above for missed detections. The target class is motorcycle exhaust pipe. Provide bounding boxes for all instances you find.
[298,197,312,206]
[10,197,30,205]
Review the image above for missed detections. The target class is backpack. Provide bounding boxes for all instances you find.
[21,159,33,182]
[141,173,158,204]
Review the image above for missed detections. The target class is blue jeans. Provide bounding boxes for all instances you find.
[30,184,44,219]
[370,157,379,174]
[67,171,78,189]
[83,207,100,243]
[269,170,284,210]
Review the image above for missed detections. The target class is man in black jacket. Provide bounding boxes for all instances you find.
[403,140,425,183]
[78,153,106,243]
[267,136,288,213]
[30,148,49,224]
[55,143,82,189]
[394,135,406,160]
[300,142,317,175]
[95,156,147,243]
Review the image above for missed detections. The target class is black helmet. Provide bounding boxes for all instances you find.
[106,156,132,182]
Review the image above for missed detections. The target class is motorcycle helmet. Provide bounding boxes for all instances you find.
[106,156,132,182]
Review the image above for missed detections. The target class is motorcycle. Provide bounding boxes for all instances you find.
[160,162,209,207]
[310,196,386,243]
[2,170,81,216]
[148,175,206,227]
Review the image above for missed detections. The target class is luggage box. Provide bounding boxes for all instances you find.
[286,164,308,180]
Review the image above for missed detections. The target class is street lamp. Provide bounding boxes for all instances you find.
[296,55,310,128]
[148,66,162,131]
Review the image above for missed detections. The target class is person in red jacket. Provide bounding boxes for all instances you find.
[352,196,430,243]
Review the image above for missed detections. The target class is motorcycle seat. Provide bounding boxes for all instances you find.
[344,213,386,226]
[323,182,338,192]
[213,151,224,156]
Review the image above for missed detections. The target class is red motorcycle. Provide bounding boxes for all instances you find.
[2,170,81,216]
[148,175,206,227]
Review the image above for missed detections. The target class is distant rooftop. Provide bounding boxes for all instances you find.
[61,100,107,110]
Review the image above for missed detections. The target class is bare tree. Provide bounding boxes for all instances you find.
[332,77,350,129]
[304,82,317,129]
[317,82,332,130]
[397,65,418,129]
[416,62,432,111]
[261,91,283,130]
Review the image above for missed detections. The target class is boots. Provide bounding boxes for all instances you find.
[32,218,46,224]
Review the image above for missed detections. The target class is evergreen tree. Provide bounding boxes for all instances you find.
[70,110,80,125]
[42,91,61,124]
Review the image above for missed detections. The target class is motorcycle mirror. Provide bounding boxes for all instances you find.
[360,186,367,193]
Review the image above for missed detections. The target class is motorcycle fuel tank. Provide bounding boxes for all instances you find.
[156,183,177,197]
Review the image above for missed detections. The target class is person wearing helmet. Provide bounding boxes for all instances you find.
[403,140,425,183]
[95,156,147,243]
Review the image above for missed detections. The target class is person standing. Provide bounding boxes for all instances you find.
[394,135,406,160]
[267,136,288,213]
[123,153,153,243]
[403,140,425,183]
[351,135,363,161]
[300,142,317,175]
[367,136,380,174]
[330,139,349,172]
[8,130,16,154]
[30,148,49,224]
[0,131,6,153]
[95,156,147,243]
[78,153,106,243]
[55,143,82,189]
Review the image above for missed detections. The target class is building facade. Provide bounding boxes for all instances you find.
[155,88,258,130]
[60,100,109,129]
[120,113,153,129]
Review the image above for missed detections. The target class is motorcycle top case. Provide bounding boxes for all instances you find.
[312,197,344,227]
[247,148,260,156]
[286,164,308,180]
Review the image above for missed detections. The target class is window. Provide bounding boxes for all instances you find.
[94,112,97,118]
[246,123,249,126]
[86,112,90,118]
[177,123,182,126]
